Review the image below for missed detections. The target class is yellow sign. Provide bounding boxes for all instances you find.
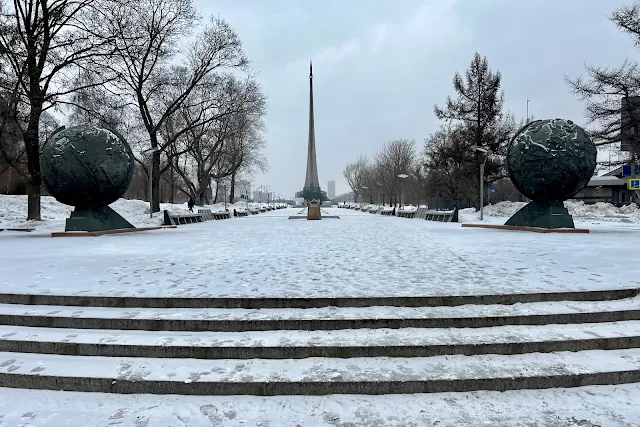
[628,178,640,190]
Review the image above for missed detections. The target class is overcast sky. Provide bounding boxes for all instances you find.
[197,0,635,197]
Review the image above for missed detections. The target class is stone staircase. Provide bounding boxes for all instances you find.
[0,289,639,396]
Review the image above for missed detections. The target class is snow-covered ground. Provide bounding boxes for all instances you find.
[0,195,265,230]
[0,384,636,427]
[2,196,640,426]
[458,199,640,225]
[0,199,639,297]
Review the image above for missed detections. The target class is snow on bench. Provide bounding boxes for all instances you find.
[163,210,204,225]
[198,209,231,221]
[414,207,459,222]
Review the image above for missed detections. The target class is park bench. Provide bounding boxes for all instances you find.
[397,210,416,218]
[213,211,231,220]
[198,209,232,220]
[412,207,459,222]
[234,210,249,217]
[424,208,459,223]
[380,209,393,216]
[198,209,214,221]
[249,208,260,215]
[163,210,204,225]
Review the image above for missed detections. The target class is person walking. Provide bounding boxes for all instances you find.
[188,198,195,212]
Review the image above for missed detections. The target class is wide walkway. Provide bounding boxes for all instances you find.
[0,207,636,298]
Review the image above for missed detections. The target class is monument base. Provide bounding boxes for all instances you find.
[66,205,135,232]
[505,200,575,229]
[307,205,321,220]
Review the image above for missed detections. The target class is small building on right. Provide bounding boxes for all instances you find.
[571,167,632,206]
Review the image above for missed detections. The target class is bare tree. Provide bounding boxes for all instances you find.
[567,2,640,162]
[104,0,247,212]
[343,154,368,203]
[375,139,416,206]
[0,0,116,219]
[168,73,266,205]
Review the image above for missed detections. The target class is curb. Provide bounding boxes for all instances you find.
[1,336,639,359]
[1,370,639,396]
[1,310,639,331]
[0,288,638,308]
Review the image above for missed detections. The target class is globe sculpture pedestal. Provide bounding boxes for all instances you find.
[505,119,597,229]
[41,124,136,232]
[505,200,574,229]
[66,206,134,232]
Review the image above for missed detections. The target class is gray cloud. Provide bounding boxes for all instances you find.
[198,0,634,197]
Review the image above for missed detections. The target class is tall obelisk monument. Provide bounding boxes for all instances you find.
[305,61,320,191]
[297,60,327,202]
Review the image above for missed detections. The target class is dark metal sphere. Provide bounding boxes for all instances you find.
[506,118,597,201]
[41,124,134,208]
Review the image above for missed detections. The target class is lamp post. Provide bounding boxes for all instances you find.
[142,147,160,218]
[264,186,271,207]
[526,99,530,123]
[470,146,489,220]
[398,174,409,209]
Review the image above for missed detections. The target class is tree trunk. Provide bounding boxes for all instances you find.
[169,166,174,204]
[151,150,161,213]
[213,179,219,203]
[229,172,236,204]
[24,114,42,220]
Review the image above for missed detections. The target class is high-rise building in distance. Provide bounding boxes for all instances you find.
[327,180,336,199]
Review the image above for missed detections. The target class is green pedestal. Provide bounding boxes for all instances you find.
[505,200,575,229]
[66,205,135,232]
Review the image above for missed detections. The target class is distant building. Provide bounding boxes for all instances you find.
[234,180,251,202]
[572,166,631,206]
[327,180,336,199]
[252,190,273,203]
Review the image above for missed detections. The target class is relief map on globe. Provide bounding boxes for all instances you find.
[507,118,597,203]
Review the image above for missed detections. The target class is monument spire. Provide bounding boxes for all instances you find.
[304,60,319,191]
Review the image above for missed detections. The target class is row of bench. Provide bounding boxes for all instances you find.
[340,205,458,223]
[163,209,230,226]
[163,205,286,226]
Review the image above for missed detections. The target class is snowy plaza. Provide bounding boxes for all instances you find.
[0,197,639,426]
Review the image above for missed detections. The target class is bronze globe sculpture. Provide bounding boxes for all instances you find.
[505,118,597,229]
[41,124,136,232]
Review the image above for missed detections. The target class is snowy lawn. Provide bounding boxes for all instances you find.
[0,205,639,298]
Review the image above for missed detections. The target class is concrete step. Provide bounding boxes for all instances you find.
[1,322,640,359]
[1,298,638,331]
[1,349,639,395]
[0,288,637,308]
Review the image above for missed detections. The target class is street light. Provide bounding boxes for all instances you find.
[376,182,383,206]
[398,174,409,209]
[142,146,160,218]
[470,145,489,221]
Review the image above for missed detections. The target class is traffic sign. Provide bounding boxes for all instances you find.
[628,178,640,190]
